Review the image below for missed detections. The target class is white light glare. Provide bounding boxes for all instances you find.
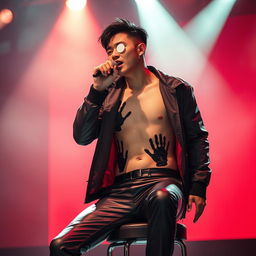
[66,0,87,11]
[135,0,155,3]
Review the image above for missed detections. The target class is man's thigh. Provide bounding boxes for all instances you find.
[50,177,184,255]
[50,193,135,255]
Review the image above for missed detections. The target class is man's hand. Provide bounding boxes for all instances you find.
[92,60,120,91]
[187,195,206,223]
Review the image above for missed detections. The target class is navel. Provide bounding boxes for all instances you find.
[136,156,142,160]
[157,115,163,120]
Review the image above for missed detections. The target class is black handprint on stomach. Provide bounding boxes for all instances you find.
[144,134,169,166]
[116,140,128,172]
[115,101,132,131]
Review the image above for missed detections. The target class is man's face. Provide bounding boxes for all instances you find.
[106,33,142,76]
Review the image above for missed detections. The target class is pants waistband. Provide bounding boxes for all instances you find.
[114,168,181,183]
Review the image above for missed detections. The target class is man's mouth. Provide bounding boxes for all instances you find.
[115,61,123,69]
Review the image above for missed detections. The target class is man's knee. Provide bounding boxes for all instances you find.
[49,238,64,256]
[150,188,170,200]
[156,188,170,199]
[148,188,177,208]
[50,237,90,256]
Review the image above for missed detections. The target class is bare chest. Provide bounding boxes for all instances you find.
[115,83,167,132]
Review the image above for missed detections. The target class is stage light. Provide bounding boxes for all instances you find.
[0,9,13,26]
[66,0,87,11]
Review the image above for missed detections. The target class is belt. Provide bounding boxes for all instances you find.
[114,168,181,183]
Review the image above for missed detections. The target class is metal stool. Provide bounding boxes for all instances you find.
[107,222,187,256]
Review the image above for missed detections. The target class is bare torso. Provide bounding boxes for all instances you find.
[114,73,178,175]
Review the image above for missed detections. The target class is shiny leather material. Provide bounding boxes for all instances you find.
[49,176,184,256]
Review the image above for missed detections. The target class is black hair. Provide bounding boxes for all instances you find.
[99,18,148,50]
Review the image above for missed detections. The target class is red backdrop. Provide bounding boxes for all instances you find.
[0,1,255,249]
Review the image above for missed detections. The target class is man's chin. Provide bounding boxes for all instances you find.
[119,67,133,77]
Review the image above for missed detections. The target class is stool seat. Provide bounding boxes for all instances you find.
[107,222,187,256]
[108,222,187,242]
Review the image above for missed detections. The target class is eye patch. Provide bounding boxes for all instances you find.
[116,43,126,53]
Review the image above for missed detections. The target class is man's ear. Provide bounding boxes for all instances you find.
[137,43,146,56]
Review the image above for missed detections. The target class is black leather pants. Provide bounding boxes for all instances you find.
[49,175,184,256]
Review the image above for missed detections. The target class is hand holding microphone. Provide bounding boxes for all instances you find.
[92,60,120,91]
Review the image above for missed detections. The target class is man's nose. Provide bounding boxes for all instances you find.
[111,49,120,61]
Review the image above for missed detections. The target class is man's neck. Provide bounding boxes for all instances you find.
[124,65,156,92]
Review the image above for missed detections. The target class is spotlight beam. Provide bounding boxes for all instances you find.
[184,0,237,55]
[134,0,206,84]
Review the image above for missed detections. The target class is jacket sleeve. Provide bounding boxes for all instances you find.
[176,83,211,199]
[73,85,108,145]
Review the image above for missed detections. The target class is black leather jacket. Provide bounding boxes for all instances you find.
[73,66,211,215]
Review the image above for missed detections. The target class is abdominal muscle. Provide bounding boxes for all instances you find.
[114,123,178,176]
[123,154,178,174]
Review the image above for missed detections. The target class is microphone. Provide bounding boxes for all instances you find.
[92,68,113,78]
[93,60,118,77]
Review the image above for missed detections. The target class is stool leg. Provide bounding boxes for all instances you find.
[124,240,133,256]
[108,242,125,256]
[175,240,187,256]
[124,243,129,256]
[107,243,114,256]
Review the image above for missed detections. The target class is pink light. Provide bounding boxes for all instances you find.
[66,0,87,11]
[0,8,13,25]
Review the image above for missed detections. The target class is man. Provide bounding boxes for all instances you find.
[50,18,211,256]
